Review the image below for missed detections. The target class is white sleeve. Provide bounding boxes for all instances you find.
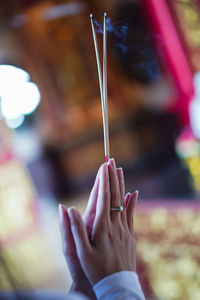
[66,292,90,300]
[93,271,146,300]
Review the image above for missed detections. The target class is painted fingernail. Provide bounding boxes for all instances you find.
[125,192,131,205]
[118,167,123,173]
[106,158,111,165]
[110,158,116,168]
[117,168,124,181]
[127,192,131,199]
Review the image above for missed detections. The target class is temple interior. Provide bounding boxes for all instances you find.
[0,1,200,299]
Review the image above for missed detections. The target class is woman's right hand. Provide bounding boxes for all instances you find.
[66,159,138,285]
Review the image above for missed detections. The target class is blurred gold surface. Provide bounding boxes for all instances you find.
[135,203,200,300]
[0,158,69,291]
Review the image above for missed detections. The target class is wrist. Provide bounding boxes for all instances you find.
[70,280,97,300]
[89,266,136,286]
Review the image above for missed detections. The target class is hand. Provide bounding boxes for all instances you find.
[66,158,138,285]
[59,169,101,299]
[59,206,96,298]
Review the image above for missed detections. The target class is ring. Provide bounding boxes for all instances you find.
[110,205,124,212]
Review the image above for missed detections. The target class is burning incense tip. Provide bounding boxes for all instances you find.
[104,12,107,17]
[90,13,93,18]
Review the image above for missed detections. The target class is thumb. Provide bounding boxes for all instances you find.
[126,191,138,237]
[68,207,92,260]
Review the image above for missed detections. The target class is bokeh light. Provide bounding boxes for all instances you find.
[0,65,40,128]
[5,114,24,129]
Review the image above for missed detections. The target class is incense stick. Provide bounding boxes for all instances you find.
[90,14,103,103]
[90,13,110,161]
[103,12,110,160]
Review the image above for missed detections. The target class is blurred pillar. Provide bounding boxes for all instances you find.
[144,0,194,125]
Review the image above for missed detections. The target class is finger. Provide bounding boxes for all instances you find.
[117,168,125,202]
[126,191,138,237]
[84,167,100,217]
[125,192,131,208]
[59,204,75,256]
[116,167,126,225]
[93,163,110,231]
[68,207,92,261]
[59,205,81,277]
[83,167,100,236]
[108,158,121,221]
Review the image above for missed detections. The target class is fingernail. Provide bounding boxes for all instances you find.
[110,158,116,168]
[106,158,111,166]
[102,162,108,173]
[68,207,77,223]
[118,167,123,173]
[134,190,139,203]
[59,204,64,222]
[112,158,116,168]
[127,192,131,199]
[126,192,131,205]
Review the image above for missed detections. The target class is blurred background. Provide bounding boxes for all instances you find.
[0,0,200,299]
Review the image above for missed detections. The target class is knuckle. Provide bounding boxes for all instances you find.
[93,221,112,241]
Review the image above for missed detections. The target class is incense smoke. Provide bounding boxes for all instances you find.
[94,17,161,83]
[94,18,128,54]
